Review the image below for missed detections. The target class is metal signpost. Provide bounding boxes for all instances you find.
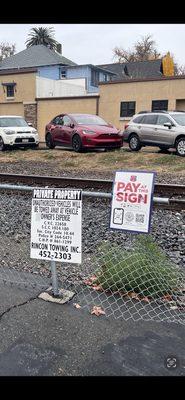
[30,188,82,297]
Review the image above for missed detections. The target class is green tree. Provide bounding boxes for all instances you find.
[25,27,58,50]
[0,42,16,61]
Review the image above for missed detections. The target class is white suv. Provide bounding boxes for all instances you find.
[0,115,39,151]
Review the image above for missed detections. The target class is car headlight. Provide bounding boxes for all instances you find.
[32,130,38,134]
[82,130,95,134]
[3,129,15,135]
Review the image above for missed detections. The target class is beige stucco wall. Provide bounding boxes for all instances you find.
[0,72,36,126]
[0,102,24,116]
[0,72,36,104]
[37,97,98,141]
[99,78,185,130]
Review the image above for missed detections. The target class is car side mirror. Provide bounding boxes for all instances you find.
[28,122,33,127]
[163,122,172,129]
[70,123,74,129]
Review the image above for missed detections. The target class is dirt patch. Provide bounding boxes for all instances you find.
[0,146,184,179]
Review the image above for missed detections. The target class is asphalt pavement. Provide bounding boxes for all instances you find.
[0,281,185,376]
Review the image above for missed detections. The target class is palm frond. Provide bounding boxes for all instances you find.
[25,27,58,50]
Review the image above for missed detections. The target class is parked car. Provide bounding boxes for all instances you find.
[45,113,123,152]
[123,111,185,156]
[0,115,39,151]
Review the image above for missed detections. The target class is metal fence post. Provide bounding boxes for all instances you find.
[50,260,59,297]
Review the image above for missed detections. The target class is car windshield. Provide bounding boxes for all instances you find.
[73,115,109,125]
[171,114,185,126]
[0,117,28,127]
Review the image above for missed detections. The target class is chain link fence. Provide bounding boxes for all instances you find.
[0,186,185,324]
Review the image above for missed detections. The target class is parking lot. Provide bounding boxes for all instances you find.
[0,281,185,376]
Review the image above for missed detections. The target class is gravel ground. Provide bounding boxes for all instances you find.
[0,191,184,291]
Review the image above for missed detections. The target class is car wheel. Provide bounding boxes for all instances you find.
[46,133,55,149]
[129,134,141,151]
[176,137,185,157]
[0,136,6,151]
[72,134,83,152]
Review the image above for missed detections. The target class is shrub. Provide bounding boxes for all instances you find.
[94,235,183,299]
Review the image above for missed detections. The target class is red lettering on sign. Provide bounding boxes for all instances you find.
[132,183,141,192]
[117,182,125,191]
[138,194,148,204]
[116,181,141,193]
[116,192,124,201]
[116,192,148,204]
[129,193,137,203]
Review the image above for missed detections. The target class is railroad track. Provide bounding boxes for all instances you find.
[0,173,184,210]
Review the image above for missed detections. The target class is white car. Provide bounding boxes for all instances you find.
[0,115,39,151]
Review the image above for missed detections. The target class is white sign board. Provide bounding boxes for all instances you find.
[30,188,82,263]
[110,171,155,233]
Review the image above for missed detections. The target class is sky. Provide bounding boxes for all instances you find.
[1,24,185,66]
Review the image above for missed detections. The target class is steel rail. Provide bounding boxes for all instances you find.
[0,173,184,196]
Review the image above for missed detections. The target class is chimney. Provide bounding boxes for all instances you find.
[56,43,62,54]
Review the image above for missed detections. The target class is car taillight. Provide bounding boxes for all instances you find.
[124,124,129,129]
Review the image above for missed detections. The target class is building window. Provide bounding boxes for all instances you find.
[120,101,136,117]
[152,100,168,111]
[60,68,66,79]
[91,70,99,87]
[2,82,16,98]
[6,85,15,97]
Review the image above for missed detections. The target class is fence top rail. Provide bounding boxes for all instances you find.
[0,183,170,204]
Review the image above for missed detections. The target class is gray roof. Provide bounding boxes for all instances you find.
[97,59,163,80]
[66,63,115,75]
[0,45,77,70]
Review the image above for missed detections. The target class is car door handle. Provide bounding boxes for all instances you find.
[154,128,158,131]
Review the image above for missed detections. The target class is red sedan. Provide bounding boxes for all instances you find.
[45,113,123,152]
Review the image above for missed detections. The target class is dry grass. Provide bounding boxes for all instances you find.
[0,146,184,175]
